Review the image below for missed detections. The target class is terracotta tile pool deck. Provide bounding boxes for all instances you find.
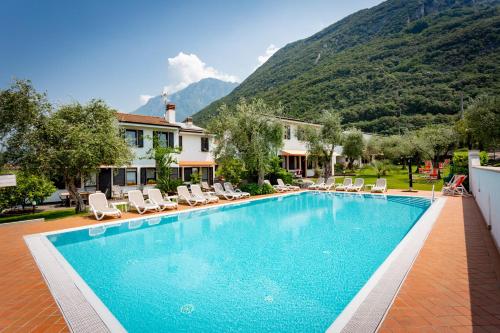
[0,190,499,332]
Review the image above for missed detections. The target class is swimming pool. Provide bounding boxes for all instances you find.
[45,192,431,332]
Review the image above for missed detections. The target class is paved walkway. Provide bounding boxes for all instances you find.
[0,191,498,332]
[379,196,500,332]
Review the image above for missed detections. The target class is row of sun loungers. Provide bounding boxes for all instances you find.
[308,177,387,193]
[263,179,300,192]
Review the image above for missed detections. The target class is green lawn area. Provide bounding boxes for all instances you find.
[0,208,85,225]
[333,166,448,191]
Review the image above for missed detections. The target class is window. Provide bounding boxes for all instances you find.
[284,125,291,140]
[154,131,174,148]
[140,168,156,184]
[125,129,143,147]
[201,137,209,152]
[113,168,125,186]
[126,168,137,185]
[179,135,183,150]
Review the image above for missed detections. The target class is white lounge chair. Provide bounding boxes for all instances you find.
[264,180,286,192]
[335,178,353,191]
[308,177,324,190]
[214,182,241,200]
[201,181,212,192]
[88,193,122,221]
[371,178,387,193]
[318,177,335,190]
[224,182,250,198]
[348,178,364,192]
[191,184,219,203]
[147,188,177,211]
[277,179,300,191]
[128,190,160,214]
[177,186,207,206]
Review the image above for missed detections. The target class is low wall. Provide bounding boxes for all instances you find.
[469,151,500,251]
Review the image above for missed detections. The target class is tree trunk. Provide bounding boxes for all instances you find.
[68,179,85,213]
[257,169,265,186]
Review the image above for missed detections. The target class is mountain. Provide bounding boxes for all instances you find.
[133,78,238,121]
[194,0,500,134]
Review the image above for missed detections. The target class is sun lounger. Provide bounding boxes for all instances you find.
[371,178,387,193]
[177,186,207,206]
[214,182,241,200]
[263,180,285,192]
[442,175,469,196]
[277,179,300,191]
[347,178,364,192]
[335,178,353,191]
[147,188,177,211]
[224,182,251,198]
[308,177,324,190]
[128,190,160,214]
[191,184,219,203]
[88,192,122,221]
[318,177,335,190]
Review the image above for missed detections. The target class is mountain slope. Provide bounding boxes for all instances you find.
[194,0,500,134]
[133,78,238,121]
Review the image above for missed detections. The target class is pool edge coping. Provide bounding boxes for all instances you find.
[24,190,438,332]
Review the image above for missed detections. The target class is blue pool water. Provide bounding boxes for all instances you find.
[49,192,430,332]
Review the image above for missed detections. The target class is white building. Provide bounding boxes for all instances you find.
[278,117,339,177]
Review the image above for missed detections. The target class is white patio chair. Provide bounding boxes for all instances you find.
[214,182,241,200]
[88,192,122,221]
[371,178,387,193]
[277,179,300,191]
[224,182,250,198]
[335,178,353,191]
[128,190,160,214]
[348,178,364,192]
[264,180,285,192]
[177,186,207,206]
[147,188,177,211]
[318,177,335,190]
[191,184,219,203]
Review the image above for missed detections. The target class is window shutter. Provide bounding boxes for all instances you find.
[179,135,183,149]
[140,168,147,185]
[138,130,144,147]
[168,132,174,148]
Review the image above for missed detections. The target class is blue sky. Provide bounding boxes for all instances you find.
[1,0,382,112]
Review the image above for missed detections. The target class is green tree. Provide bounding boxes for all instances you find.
[209,99,284,185]
[148,136,181,193]
[461,95,500,156]
[5,99,132,212]
[0,172,56,212]
[299,111,342,177]
[342,128,364,169]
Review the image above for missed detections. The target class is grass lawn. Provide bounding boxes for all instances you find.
[333,166,448,192]
[0,208,85,225]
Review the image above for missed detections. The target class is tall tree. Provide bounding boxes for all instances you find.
[4,97,132,212]
[208,99,283,185]
[342,128,364,169]
[299,111,342,178]
[461,95,500,155]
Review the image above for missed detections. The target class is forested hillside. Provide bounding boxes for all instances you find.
[194,0,500,134]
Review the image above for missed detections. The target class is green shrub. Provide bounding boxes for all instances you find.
[450,151,469,190]
[0,173,56,212]
[266,156,293,184]
[240,183,275,196]
[216,158,245,184]
[479,151,489,166]
[156,177,183,194]
[190,172,201,184]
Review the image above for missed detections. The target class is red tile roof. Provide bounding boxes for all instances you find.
[116,112,180,127]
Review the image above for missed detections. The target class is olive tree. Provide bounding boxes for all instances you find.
[2,90,132,212]
[342,128,364,169]
[299,110,342,178]
[208,99,284,185]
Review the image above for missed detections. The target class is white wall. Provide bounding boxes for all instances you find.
[282,122,310,152]
[178,133,214,163]
[469,150,500,251]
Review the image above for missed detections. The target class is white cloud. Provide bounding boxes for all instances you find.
[257,44,279,67]
[139,94,154,105]
[163,52,239,94]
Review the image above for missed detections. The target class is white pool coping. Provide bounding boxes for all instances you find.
[24,191,444,333]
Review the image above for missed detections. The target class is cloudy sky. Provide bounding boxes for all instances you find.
[1,0,382,112]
